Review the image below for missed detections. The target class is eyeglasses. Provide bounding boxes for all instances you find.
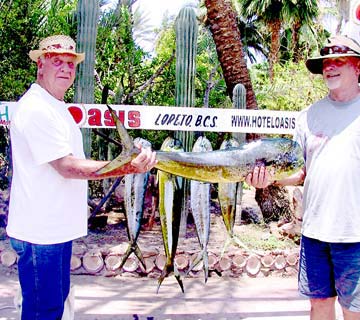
[320,45,359,56]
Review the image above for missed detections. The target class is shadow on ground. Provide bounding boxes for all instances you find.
[0,270,310,320]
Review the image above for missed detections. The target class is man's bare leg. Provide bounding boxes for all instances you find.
[310,297,336,320]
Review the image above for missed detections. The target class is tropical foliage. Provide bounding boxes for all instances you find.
[0,0,347,192]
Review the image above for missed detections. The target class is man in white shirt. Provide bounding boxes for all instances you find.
[7,34,156,320]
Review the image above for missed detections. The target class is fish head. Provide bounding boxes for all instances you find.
[266,139,304,179]
[134,137,152,149]
[160,136,183,152]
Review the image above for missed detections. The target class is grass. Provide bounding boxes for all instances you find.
[234,223,299,251]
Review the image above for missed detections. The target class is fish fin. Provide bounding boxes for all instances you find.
[95,105,139,176]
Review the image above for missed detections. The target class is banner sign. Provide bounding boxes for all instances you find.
[0,101,299,134]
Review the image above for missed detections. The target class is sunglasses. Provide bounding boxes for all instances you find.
[320,45,359,56]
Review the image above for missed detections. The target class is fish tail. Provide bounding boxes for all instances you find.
[203,249,209,283]
[174,270,184,293]
[95,105,139,176]
[186,252,202,275]
[119,242,146,270]
[134,243,146,270]
[156,264,184,293]
[107,104,135,151]
[119,243,133,270]
[156,264,173,293]
[186,248,209,283]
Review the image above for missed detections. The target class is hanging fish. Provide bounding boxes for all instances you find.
[217,138,249,254]
[118,137,151,271]
[96,106,304,184]
[156,137,184,293]
[188,136,212,282]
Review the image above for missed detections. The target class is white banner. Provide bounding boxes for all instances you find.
[0,101,299,134]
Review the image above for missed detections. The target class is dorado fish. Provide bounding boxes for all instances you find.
[218,138,240,239]
[95,106,304,183]
[188,136,212,282]
[157,137,184,293]
[217,138,249,254]
[119,137,151,271]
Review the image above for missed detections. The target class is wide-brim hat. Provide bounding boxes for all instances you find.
[29,35,85,64]
[306,35,360,77]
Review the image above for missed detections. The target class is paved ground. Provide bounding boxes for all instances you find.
[0,270,348,320]
[0,269,313,320]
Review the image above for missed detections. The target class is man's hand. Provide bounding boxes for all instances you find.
[245,166,272,189]
[130,145,157,173]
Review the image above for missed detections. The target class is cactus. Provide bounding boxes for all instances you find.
[174,7,198,149]
[174,7,198,237]
[74,0,99,158]
[232,83,246,144]
[232,83,246,224]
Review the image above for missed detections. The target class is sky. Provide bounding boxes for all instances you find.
[133,0,198,27]
[132,0,199,52]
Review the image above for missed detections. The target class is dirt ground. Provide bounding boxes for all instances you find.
[80,187,299,256]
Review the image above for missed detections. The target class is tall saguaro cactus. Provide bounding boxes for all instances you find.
[74,0,99,158]
[232,84,246,145]
[232,83,246,224]
[174,7,198,236]
[175,7,198,149]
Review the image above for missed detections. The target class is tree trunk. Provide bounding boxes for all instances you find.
[205,0,257,108]
[255,185,292,223]
[268,19,281,81]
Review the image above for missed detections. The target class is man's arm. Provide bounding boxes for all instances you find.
[50,147,157,180]
[245,166,305,189]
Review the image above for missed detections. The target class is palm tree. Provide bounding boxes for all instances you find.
[282,0,319,62]
[204,0,257,109]
[236,17,267,64]
[238,0,287,80]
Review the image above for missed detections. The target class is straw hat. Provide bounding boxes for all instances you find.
[306,35,360,76]
[29,35,85,63]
